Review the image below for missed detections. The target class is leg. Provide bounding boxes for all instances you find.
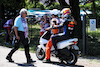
[22,38,35,63]
[51,35,68,50]
[6,43,20,62]
[22,38,30,61]
[45,38,53,60]
[51,35,60,51]
[43,38,53,63]
[5,28,10,45]
[6,31,22,62]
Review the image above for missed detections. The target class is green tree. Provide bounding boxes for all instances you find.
[0,0,25,19]
[25,0,45,10]
[95,0,100,17]
[40,0,82,38]
[25,0,35,9]
[3,0,25,10]
[36,2,46,10]
[69,0,82,38]
[79,0,100,17]
[46,2,60,10]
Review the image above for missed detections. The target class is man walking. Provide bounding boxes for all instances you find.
[6,8,36,64]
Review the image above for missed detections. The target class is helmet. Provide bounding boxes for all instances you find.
[61,8,71,18]
[51,9,60,15]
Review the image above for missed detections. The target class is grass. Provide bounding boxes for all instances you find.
[0,24,100,55]
[86,26,100,37]
[78,26,100,56]
[0,24,41,53]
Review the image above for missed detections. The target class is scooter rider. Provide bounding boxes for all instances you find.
[43,8,77,63]
[51,8,77,56]
[43,9,60,63]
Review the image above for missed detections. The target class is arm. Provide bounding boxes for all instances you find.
[53,20,68,29]
[71,16,77,25]
[40,24,44,28]
[14,17,21,40]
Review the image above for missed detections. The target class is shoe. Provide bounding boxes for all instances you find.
[6,56,14,62]
[27,59,36,64]
[43,59,51,63]
[54,50,58,55]
[30,59,36,63]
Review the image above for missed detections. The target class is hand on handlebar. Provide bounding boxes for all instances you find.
[45,27,51,31]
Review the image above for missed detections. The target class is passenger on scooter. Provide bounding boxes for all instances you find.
[43,8,77,63]
[43,9,61,63]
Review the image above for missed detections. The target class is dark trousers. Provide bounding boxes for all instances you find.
[51,34,68,50]
[5,28,10,42]
[7,31,31,61]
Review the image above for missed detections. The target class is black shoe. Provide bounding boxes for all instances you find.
[55,50,58,55]
[30,59,36,63]
[43,59,51,63]
[27,59,36,64]
[6,56,14,62]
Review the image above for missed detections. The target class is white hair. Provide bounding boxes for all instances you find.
[20,8,27,15]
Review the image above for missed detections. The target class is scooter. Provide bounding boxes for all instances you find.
[36,31,81,65]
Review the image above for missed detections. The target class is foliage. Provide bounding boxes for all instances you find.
[84,2,93,10]
[46,2,60,10]
[25,0,60,10]
[79,2,92,10]
[95,1,100,16]
[2,0,25,10]
[36,2,46,10]
[25,0,45,10]
[25,0,35,9]
[79,0,100,17]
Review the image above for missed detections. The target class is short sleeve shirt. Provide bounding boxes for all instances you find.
[14,16,24,32]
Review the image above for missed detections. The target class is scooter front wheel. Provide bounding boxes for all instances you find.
[36,47,45,60]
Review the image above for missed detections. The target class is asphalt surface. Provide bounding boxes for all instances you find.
[0,46,99,67]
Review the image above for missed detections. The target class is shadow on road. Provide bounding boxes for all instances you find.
[14,62,36,67]
[44,61,84,67]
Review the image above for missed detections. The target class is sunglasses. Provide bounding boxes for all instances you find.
[24,13,27,14]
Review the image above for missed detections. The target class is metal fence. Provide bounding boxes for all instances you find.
[83,15,100,55]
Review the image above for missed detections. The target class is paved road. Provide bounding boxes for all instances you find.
[0,46,100,67]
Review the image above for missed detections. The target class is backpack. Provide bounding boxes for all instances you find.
[10,26,15,38]
[9,26,16,45]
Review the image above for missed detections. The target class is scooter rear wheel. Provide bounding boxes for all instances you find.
[66,51,77,65]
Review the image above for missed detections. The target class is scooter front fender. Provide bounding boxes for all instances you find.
[37,45,46,51]
[37,45,42,48]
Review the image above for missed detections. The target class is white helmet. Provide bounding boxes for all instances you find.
[61,8,71,18]
[51,9,60,15]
